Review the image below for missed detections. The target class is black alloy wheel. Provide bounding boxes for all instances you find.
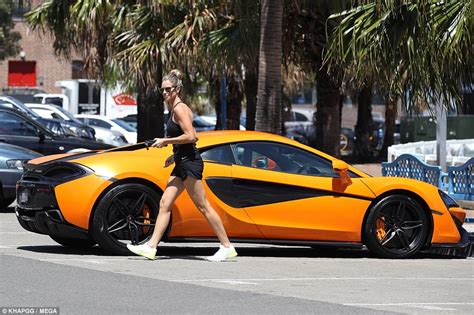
[364,194,429,258]
[91,183,161,254]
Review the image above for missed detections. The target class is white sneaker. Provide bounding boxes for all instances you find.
[127,243,157,260]
[206,245,237,262]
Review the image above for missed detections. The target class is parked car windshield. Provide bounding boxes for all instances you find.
[54,106,83,124]
[112,118,136,132]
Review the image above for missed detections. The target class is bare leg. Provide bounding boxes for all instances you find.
[183,176,231,247]
[147,176,184,248]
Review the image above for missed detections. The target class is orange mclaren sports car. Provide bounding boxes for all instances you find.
[15,131,469,258]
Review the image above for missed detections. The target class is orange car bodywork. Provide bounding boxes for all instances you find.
[28,131,464,246]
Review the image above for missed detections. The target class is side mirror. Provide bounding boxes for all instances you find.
[332,160,349,172]
[38,130,45,143]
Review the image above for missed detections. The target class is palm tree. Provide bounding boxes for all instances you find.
[325,1,473,160]
[164,0,260,131]
[26,0,176,141]
[255,0,283,134]
[283,1,349,157]
[0,0,21,61]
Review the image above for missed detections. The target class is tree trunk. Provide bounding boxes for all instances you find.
[210,73,222,130]
[255,0,283,134]
[136,59,164,142]
[244,68,258,130]
[379,97,397,160]
[315,66,341,157]
[353,81,373,162]
[226,73,243,130]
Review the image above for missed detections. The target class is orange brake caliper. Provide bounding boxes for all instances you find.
[142,205,151,234]
[376,217,386,240]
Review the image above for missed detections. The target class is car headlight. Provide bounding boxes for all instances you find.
[438,189,458,208]
[6,159,28,170]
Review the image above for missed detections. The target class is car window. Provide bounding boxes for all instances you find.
[294,112,308,122]
[0,112,38,137]
[231,141,339,177]
[88,118,112,129]
[112,118,136,132]
[201,144,235,164]
[45,97,63,107]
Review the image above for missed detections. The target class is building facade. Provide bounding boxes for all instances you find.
[0,0,84,98]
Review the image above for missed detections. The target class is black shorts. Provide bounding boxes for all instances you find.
[171,158,204,180]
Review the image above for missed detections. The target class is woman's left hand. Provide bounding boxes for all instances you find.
[151,138,167,148]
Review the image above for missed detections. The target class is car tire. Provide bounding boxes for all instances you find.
[50,236,96,248]
[364,194,429,258]
[0,198,15,210]
[91,183,161,255]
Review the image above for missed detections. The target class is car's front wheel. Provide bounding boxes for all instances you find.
[364,194,429,258]
[91,183,161,255]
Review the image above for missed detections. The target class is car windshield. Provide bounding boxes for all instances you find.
[54,106,82,123]
[0,97,40,119]
[112,118,137,131]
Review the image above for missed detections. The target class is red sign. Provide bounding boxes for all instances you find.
[8,61,36,86]
[112,93,137,106]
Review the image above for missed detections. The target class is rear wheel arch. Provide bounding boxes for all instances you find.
[87,177,165,234]
[361,189,434,248]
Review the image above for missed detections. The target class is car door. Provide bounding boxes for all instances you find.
[169,144,263,239]
[230,141,376,243]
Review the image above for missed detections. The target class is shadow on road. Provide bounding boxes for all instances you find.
[15,244,466,260]
[1,206,15,213]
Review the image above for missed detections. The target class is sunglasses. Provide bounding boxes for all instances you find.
[159,86,177,94]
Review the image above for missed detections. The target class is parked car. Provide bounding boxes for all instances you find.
[200,115,246,130]
[0,143,42,209]
[75,114,137,144]
[0,107,114,155]
[0,96,95,140]
[119,113,215,132]
[26,104,127,146]
[15,130,467,258]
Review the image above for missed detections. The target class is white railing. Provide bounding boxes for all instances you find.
[387,139,474,166]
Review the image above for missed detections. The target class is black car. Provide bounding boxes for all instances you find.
[0,96,96,140]
[0,107,114,155]
[0,143,43,209]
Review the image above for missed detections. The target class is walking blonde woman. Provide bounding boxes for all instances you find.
[127,69,237,261]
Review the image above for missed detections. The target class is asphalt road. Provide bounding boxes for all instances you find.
[1,209,473,314]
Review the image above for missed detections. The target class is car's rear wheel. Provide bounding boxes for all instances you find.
[364,194,429,258]
[91,183,161,255]
[50,236,96,248]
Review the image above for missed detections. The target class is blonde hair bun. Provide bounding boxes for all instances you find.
[169,69,184,81]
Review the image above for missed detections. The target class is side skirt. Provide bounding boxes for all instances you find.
[165,237,364,249]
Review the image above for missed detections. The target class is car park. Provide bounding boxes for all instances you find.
[15,130,468,258]
[26,104,127,146]
[75,114,137,143]
[0,107,114,155]
[0,96,95,140]
[0,143,42,209]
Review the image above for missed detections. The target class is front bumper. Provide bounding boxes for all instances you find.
[426,226,473,257]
